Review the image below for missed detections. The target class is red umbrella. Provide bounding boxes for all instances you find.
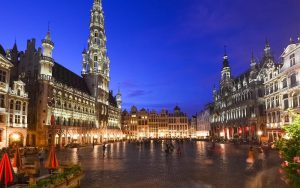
[45,146,59,169]
[12,147,22,173]
[0,153,14,186]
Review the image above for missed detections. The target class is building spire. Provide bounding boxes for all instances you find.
[250,50,256,67]
[223,45,229,68]
[12,37,18,51]
[264,38,271,57]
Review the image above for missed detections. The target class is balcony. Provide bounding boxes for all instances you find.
[41,56,54,63]
[42,39,54,46]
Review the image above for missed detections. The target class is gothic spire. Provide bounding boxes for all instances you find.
[223,45,229,68]
[250,50,256,67]
[12,39,18,52]
[264,38,271,57]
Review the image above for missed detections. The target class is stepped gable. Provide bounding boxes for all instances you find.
[52,62,91,95]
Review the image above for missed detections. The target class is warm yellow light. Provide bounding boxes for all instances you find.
[257,130,263,136]
[220,132,225,137]
[73,134,79,139]
[12,133,20,141]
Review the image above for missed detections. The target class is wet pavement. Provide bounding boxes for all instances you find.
[52,141,288,188]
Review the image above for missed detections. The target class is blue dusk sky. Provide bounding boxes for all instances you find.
[1,0,300,116]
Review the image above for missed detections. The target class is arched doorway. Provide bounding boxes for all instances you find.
[9,132,24,147]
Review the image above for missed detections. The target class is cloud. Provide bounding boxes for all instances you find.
[127,90,152,98]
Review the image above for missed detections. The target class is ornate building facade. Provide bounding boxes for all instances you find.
[196,103,213,138]
[210,43,275,140]
[0,45,28,148]
[264,38,300,141]
[2,0,121,147]
[121,106,189,139]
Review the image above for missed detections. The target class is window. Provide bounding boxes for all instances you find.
[274,81,278,91]
[22,102,26,112]
[265,85,269,95]
[94,56,98,61]
[15,115,20,124]
[0,70,6,83]
[285,115,289,123]
[15,101,21,110]
[22,116,25,124]
[282,78,287,88]
[0,115,4,123]
[266,99,270,109]
[276,96,279,107]
[0,95,4,108]
[10,100,14,110]
[290,73,297,87]
[283,94,289,110]
[293,95,298,107]
[9,114,13,123]
[290,54,296,66]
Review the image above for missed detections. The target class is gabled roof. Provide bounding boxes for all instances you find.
[52,62,90,94]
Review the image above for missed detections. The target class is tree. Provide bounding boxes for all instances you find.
[276,111,300,187]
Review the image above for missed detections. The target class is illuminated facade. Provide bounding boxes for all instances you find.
[196,104,213,138]
[3,0,121,146]
[210,43,273,140]
[121,106,189,139]
[0,45,28,148]
[264,38,300,141]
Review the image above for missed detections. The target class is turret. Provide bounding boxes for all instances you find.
[116,88,122,109]
[42,31,54,58]
[221,46,231,81]
[40,31,54,77]
[250,51,256,68]
[81,48,87,74]
[264,39,271,57]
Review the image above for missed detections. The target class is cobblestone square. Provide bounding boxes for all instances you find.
[52,141,288,188]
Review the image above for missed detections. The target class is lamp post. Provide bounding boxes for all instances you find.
[257,130,263,145]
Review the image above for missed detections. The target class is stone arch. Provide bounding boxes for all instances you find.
[9,132,24,147]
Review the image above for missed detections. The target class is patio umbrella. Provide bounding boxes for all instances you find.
[12,147,22,173]
[0,153,14,186]
[45,146,59,170]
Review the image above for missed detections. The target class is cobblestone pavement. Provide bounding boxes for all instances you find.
[50,141,289,188]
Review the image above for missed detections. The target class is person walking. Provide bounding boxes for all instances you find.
[257,147,265,169]
[38,149,44,165]
[102,143,106,156]
[177,146,182,156]
[246,146,255,170]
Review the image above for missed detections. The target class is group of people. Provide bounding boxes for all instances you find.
[246,146,266,170]
[165,141,182,155]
